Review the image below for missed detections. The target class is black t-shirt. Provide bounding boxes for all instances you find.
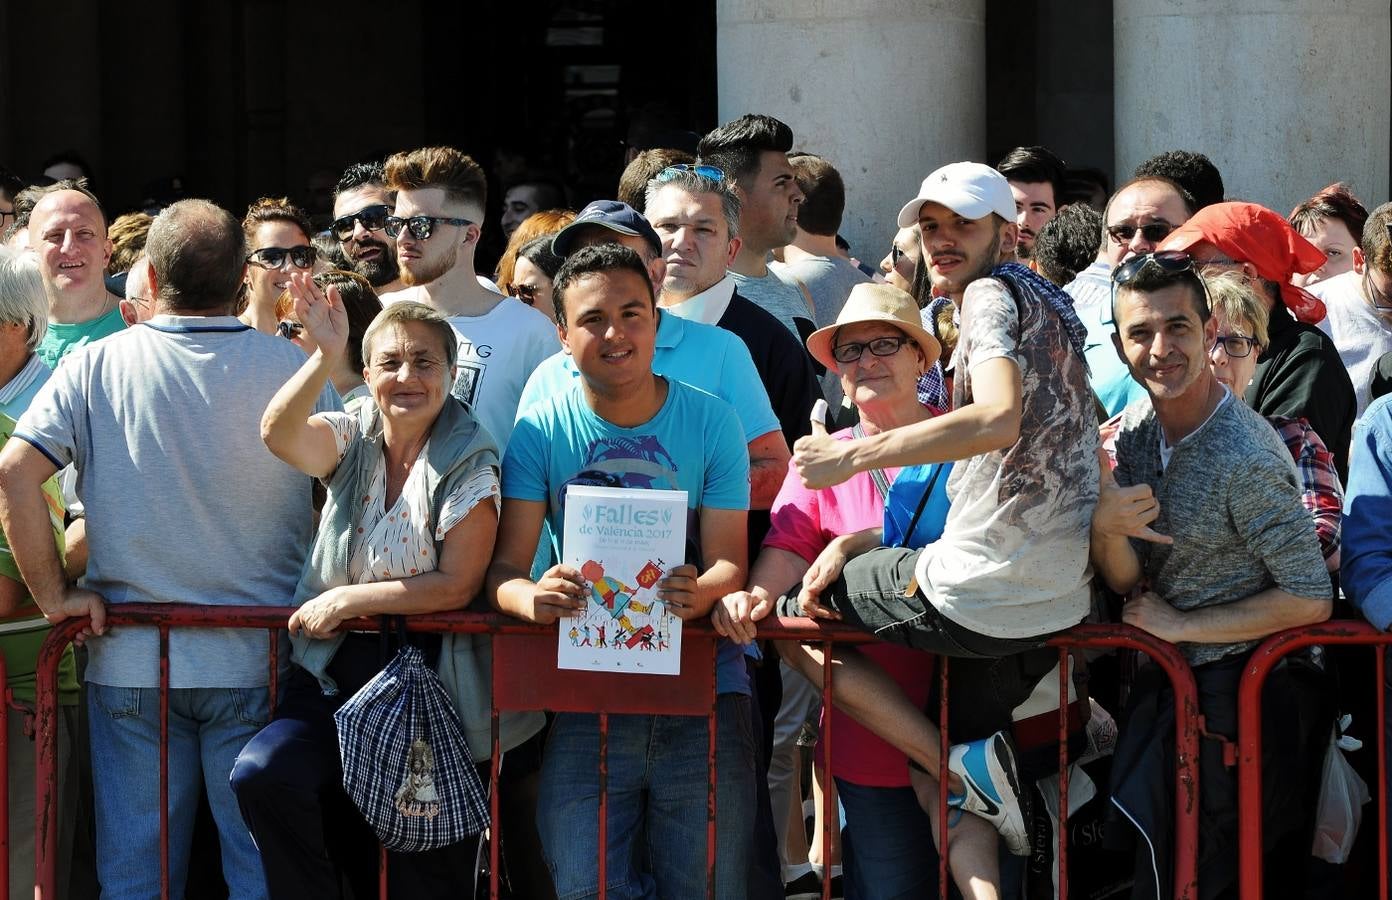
[1246,303,1355,482]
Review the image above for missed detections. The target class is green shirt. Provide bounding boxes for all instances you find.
[0,415,77,705]
[36,304,127,369]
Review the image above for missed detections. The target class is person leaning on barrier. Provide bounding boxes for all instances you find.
[0,245,88,900]
[1093,254,1334,900]
[486,243,755,899]
[713,282,973,898]
[231,293,543,898]
[0,198,334,900]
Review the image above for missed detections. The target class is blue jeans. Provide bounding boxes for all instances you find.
[87,681,270,900]
[537,694,756,900]
[836,779,940,900]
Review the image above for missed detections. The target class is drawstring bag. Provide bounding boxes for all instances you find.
[334,643,490,852]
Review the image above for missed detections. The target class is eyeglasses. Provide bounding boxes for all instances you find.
[383,215,474,241]
[831,335,912,364]
[329,204,391,241]
[1211,333,1259,358]
[890,246,908,266]
[248,245,317,270]
[1106,221,1175,246]
[656,164,727,183]
[507,283,539,304]
[276,320,303,340]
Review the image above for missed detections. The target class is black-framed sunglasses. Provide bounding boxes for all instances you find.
[1211,333,1258,358]
[656,164,727,183]
[276,320,303,340]
[1106,251,1210,325]
[248,245,317,270]
[507,283,540,304]
[1106,221,1175,246]
[329,204,391,241]
[890,245,908,265]
[383,215,474,241]
[831,335,912,364]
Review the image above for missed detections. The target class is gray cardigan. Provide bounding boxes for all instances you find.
[290,396,544,759]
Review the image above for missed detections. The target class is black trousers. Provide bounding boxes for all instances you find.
[231,636,484,900]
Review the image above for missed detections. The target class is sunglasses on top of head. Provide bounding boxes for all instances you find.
[655,164,727,183]
[383,215,474,241]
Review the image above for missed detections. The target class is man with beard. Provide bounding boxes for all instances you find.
[698,115,816,340]
[720,163,1099,877]
[380,146,557,450]
[330,162,403,294]
[995,146,1066,262]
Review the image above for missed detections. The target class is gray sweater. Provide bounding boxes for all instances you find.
[1112,392,1330,666]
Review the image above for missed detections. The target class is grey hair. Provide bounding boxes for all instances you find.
[361,301,459,371]
[643,170,742,240]
[0,245,49,351]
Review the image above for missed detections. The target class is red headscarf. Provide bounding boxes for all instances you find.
[1160,202,1328,324]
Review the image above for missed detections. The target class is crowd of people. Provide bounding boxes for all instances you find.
[0,112,1388,900]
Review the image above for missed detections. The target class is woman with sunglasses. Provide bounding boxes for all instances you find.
[240,197,317,334]
[234,278,543,898]
[508,234,565,321]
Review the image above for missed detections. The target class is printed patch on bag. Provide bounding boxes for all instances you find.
[394,737,441,819]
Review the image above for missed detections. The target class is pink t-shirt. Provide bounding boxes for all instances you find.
[763,428,936,788]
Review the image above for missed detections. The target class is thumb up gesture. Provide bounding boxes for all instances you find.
[793,400,855,489]
[1093,447,1172,544]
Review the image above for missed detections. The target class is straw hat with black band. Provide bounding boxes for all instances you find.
[806,282,943,373]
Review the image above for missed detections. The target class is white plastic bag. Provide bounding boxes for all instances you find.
[1311,726,1370,864]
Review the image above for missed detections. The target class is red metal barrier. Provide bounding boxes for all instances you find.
[1237,622,1392,900]
[31,606,1203,900]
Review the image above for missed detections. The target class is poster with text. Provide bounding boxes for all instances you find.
[559,485,687,675]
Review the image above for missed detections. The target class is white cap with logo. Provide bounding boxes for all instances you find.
[896,162,1017,228]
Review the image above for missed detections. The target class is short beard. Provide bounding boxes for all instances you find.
[352,240,400,288]
[400,251,455,288]
[929,229,1002,296]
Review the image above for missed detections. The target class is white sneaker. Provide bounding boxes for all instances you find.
[947,730,1031,855]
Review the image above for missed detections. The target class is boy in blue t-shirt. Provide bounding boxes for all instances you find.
[488,243,754,898]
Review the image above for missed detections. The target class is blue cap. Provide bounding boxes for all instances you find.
[551,200,661,258]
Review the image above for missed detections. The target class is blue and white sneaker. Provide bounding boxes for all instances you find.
[946,730,1030,856]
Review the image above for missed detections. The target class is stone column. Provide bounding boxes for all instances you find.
[715,0,987,263]
[1115,0,1390,213]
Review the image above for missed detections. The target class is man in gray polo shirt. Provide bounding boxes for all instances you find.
[1094,254,1332,899]
[0,199,336,900]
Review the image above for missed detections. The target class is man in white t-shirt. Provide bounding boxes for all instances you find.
[720,163,1099,869]
[379,146,557,450]
[1312,202,1392,418]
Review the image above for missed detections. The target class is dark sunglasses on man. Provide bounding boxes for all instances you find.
[1106,221,1175,246]
[384,215,474,241]
[329,205,391,241]
[248,245,317,270]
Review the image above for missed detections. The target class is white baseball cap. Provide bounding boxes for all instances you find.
[896,162,1017,228]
